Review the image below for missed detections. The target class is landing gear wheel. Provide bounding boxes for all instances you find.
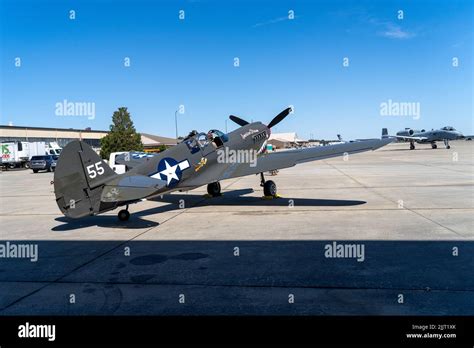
[431,144,437,149]
[207,182,221,197]
[263,180,277,197]
[410,143,415,150]
[33,169,38,173]
[118,209,130,221]
[446,145,451,149]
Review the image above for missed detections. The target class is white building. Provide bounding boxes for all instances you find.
[267,132,307,148]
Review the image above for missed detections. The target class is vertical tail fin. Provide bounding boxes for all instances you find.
[382,128,389,139]
[54,141,117,218]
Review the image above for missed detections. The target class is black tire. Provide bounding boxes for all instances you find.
[409,144,415,150]
[207,182,221,197]
[118,209,130,221]
[432,144,437,149]
[263,180,277,196]
[33,169,39,173]
[446,145,451,149]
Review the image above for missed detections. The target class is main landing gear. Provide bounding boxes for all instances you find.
[260,172,277,197]
[409,141,415,150]
[118,205,130,221]
[443,139,451,149]
[431,143,438,149]
[207,182,221,197]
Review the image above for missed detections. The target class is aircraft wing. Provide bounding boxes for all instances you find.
[395,135,428,141]
[215,138,393,181]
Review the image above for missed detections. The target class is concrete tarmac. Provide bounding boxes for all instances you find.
[0,141,473,315]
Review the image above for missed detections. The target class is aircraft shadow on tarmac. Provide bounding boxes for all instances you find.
[0,240,473,315]
[383,148,446,152]
[52,188,366,231]
[150,188,366,207]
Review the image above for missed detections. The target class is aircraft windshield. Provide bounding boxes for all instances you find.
[441,126,456,131]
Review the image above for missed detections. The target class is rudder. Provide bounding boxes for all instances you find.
[54,141,117,218]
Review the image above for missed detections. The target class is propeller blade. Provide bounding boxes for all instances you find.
[267,107,292,129]
[229,115,249,126]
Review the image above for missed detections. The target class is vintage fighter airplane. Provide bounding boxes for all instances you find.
[54,108,393,221]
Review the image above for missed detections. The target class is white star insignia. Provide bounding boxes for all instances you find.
[159,160,180,185]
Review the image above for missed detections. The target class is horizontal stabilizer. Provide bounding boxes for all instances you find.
[101,175,166,202]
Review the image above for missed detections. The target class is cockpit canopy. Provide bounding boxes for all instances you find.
[441,126,456,131]
[184,129,228,154]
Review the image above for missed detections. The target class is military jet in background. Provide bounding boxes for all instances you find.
[394,126,465,150]
[54,107,393,221]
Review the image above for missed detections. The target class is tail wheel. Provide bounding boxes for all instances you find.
[263,180,277,197]
[118,209,130,221]
[207,182,221,197]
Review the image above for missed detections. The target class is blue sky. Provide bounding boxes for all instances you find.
[1,0,472,139]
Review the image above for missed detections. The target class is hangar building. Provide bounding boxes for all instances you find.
[0,125,177,151]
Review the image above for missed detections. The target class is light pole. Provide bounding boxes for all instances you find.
[174,110,178,139]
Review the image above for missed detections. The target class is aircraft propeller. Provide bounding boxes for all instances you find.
[229,115,249,126]
[229,107,293,129]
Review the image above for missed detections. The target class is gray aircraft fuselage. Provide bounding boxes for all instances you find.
[396,127,464,143]
[396,126,464,149]
[125,122,269,194]
[54,108,392,220]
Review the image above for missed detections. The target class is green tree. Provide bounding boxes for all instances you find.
[100,107,143,159]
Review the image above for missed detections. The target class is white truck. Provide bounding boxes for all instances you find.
[108,152,128,174]
[45,142,62,156]
[1,141,47,168]
[107,151,156,174]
